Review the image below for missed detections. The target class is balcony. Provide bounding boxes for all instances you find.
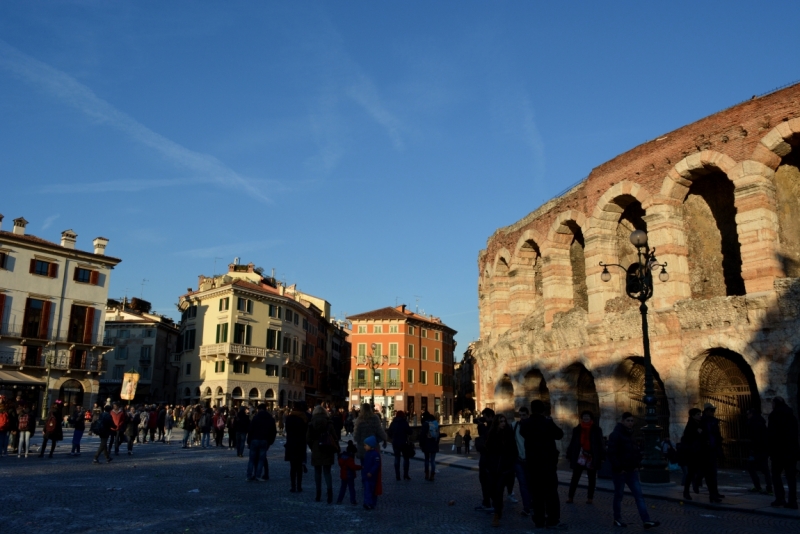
[0,322,106,346]
[198,343,279,362]
[350,379,402,390]
[0,348,101,372]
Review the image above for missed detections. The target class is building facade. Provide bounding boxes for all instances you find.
[347,305,457,418]
[0,216,120,416]
[473,83,800,467]
[99,298,180,404]
[175,262,346,409]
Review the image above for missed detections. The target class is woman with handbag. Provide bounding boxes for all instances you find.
[566,410,604,504]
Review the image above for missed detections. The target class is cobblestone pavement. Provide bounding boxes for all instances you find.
[1,432,798,533]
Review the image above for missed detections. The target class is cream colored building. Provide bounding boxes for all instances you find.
[0,215,120,416]
[175,262,332,409]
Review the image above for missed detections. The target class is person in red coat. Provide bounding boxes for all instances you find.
[336,441,362,505]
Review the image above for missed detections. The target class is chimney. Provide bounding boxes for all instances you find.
[92,237,109,255]
[61,229,77,249]
[401,304,407,313]
[0,214,4,231]
[12,217,28,236]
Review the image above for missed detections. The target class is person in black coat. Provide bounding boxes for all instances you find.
[388,410,412,480]
[519,400,565,530]
[566,410,604,504]
[484,413,518,528]
[473,407,495,511]
[606,412,658,529]
[246,404,278,481]
[419,411,441,481]
[680,408,704,500]
[234,407,250,457]
[699,403,724,503]
[284,402,309,493]
[768,396,799,509]
[745,408,772,495]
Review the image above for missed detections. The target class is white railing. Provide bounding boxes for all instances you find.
[199,343,276,359]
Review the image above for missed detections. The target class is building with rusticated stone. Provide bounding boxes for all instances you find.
[473,83,800,466]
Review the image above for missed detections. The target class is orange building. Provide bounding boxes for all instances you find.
[346,305,456,418]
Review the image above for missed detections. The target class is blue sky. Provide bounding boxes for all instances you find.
[1,2,799,352]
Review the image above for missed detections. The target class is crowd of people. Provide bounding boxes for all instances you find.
[1,392,797,527]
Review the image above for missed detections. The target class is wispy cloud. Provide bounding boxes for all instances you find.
[346,72,405,150]
[41,214,60,230]
[174,240,281,259]
[0,39,270,203]
[520,96,546,182]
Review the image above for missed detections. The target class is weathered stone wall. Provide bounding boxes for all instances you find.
[475,84,800,457]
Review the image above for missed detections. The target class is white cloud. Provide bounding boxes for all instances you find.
[0,39,270,203]
[41,214,60,230]
[346,72,405,151]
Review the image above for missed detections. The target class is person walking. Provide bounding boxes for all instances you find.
[307,405,338,503]
[138,406,150,444]
[212,408,226,447]
[199,407,213,449]
[284,402,309,493]
[124,406,140,455]
[69,405,86,456]
[607,412,659,528]
[148,405,158,443]
[511,407,533,516]
[566,410,604,505]
[745,408,772,495]
[454,426,464,454]
[474,407,495,512]
[38,404,63,458]
[109,402,127,456]
[336,440,361,505]
[485,413,518,527]
[419,411,441,481]
[388,410,412,480]
[235,407,250,457]
[226,407,236,449]
[464,428,472,456]
[519,400,565,530]
[165,407,174,445]
[157,405,167,443]
[361,435,382,510]
[699,403,724,503]
[246,403,278,482]
[17,404,35,458]
[767,396,799,509]
[92,405,115,464]
[353,404,387,460]
[680,408,704,500]
[181,408,195,448]
[0,396,12,456]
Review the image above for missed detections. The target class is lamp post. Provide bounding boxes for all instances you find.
[40,343,56,420]
[367,343,387,408]
[600,229,671,483]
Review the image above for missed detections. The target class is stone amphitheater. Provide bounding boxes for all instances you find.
[473,83,800,465]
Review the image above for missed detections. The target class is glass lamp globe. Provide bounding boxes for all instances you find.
[659,269,669,282]
[629,229,648,247]
[601,268,612,282]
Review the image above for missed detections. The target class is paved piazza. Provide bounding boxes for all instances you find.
[1,433,797,533]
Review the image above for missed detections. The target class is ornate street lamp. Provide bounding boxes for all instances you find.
[600,229,670,483]
[367,342,387,407]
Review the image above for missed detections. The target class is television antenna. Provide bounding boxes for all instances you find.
[140,279,149,299]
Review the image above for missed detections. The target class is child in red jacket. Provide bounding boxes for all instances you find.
[336,441,361,505]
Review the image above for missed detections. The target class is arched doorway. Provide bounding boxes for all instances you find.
[59,379,84,412]
[215,387,224,408]
[279,389,286,407]
[576,367,600,419]
[232,387,243,408]
[625,357,669,441]
[495,375,514,411]
[265,389,275,409]
[249,388,260,405]
[699,349,759,468]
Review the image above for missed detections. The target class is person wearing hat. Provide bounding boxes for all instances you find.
[700,403,724,503]
[361,435,382,509]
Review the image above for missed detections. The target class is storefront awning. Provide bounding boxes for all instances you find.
[0,370,46,385]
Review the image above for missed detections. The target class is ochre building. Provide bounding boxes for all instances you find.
[474,83,800,466]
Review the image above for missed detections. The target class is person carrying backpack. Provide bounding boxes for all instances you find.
[69,405,86,456]
[419,411,441,482]
[199,408,213,449]
[92,405,115,463]
[38,404,64,458]
[388,410,412,480]
[17,404,35,458]
[181,408,196,448]
[212,408,226,447]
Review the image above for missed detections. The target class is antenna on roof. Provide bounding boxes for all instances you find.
[414,295,422,313]
[140,279,148,299]
[213,257,223,276]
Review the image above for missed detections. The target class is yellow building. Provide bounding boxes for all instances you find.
[175,262,338,408]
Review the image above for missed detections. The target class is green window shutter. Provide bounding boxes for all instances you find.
[216,324,221,343]
[245,325,252,345]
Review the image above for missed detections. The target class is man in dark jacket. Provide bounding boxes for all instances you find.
[157,405,167,443]
[700,403,724,503]
[607,412,659,529]
[519,400,565,530]
[768,396,799,509]
[93,405,115,464]
[474,407,495,512]
[746,408,772,495]
[247,404,278,482]
[388,411,412,480]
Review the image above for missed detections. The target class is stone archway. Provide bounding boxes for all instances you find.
[522,369,550,409]
[699,348,759,468]
[59,379,84,412]
[618,357,670,441]
[494,374,514,412]
[576,367,600,420]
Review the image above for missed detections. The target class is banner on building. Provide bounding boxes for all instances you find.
[121,370,140,400]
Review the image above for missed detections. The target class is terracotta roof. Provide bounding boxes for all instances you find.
[347,306,457,332]
[0,230,122,263]
[231,279,281,295]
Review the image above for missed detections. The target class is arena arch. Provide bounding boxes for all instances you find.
[494,374,514,413]
[614,357,670,441]
[510,232,544,323]
[490,249,513,334]
[543,210,589,326]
